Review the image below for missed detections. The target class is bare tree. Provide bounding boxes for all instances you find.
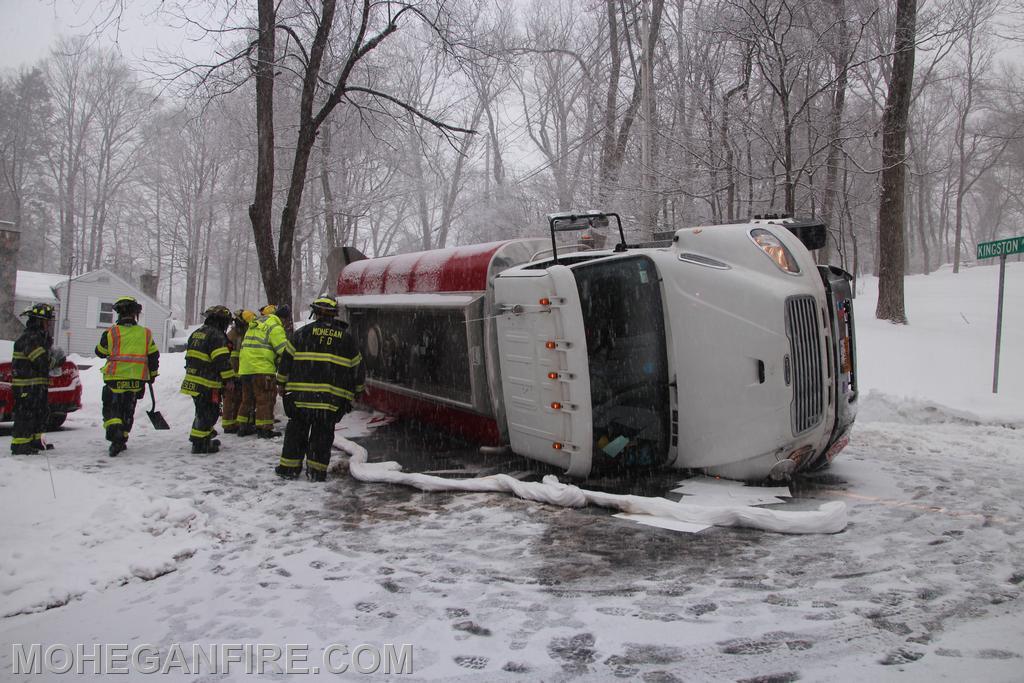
[0,68,51,269]
[241,0,474,308]
[46,37,100,274]
[876,0,918,323]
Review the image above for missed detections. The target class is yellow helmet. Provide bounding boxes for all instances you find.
[241,310,256,324]
[113,296,141,316]
[22,303,55,320]
[310,297,339,317]
[260,304,276,316]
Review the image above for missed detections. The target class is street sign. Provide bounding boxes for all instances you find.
[976,234,1021,393]
[977,236,1024,259]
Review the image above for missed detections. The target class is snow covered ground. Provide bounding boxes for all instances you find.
[1,262,1022,681]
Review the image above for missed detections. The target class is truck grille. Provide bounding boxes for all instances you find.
[785,296,824,434]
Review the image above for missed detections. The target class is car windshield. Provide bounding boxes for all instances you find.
[573,255,670,468]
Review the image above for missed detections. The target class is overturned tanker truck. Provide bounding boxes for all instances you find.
[336,211,857,482]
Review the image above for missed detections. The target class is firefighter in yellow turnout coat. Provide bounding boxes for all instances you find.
[95,296,160,457]
[10,303,56,454]
[180,306,236,453]
[237,304,291,438]
[274,297,364,481]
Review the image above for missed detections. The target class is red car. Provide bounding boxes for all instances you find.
[0,360,83,429]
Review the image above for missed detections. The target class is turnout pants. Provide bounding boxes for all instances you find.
[277,403,341,478]
[102,384,140,444]
[11,385,48,452]
[190,389,221,446]
[238,374,277,433]
[221,380,241,432]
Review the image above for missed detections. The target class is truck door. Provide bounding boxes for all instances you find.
[573,255,671,470]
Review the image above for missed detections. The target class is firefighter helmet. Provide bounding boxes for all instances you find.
[113,296,142,317]
[203,305,232,323]
[22,302,55,320]
[240,309,256,324]
[309,297,339,317]
[260,304,276,316]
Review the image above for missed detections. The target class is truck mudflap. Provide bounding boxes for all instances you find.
[811,265,858,469]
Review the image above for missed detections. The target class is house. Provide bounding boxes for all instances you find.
[49,268,174,356]
[15,270,67,318]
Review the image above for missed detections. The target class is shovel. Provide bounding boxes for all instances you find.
[146,383,171,430]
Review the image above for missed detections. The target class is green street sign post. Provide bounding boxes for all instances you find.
[976,236,1023,393]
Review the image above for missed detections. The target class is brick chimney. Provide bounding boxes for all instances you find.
[140,270,159,299]
[0,220,23,338]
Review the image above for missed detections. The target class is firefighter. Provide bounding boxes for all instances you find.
[95,296,160,457]
[221,309,254,434]
[180,305,236,453]
[10,303,56,454]
[274,297,364,482]
[237,303,292,438]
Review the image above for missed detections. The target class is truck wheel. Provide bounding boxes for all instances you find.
[46,413,67,430]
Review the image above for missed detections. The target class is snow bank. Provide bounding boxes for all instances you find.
[856,262,1024,420]
[0,456,214,617]
[337,437,848,534]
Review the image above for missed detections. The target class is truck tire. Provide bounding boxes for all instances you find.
[46,413,67,430]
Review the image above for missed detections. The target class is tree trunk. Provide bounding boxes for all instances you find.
[248,0,281,305]
[598,0,621,199]
[875,0,917,323]
[319,121,337,251]
[821,0,849,261]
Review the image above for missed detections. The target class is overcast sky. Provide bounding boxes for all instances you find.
[0,0,212,72]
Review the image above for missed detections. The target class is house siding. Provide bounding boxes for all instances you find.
[53,269,172,356]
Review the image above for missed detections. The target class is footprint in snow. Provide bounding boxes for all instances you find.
[452,620,492,637]
[454,655,488,670]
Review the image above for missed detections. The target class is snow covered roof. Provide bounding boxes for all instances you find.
[57,267,172,317]
[15,270,66,304]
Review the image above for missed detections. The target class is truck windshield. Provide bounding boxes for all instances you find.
[573,255,670,468]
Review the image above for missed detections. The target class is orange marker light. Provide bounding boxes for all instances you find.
[552,442,564,450]
[545,341,557,349]
[551,402,562,410]
[547,372,558,380]
[539,297,551,306]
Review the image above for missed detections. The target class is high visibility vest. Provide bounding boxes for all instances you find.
[102,325,153,382]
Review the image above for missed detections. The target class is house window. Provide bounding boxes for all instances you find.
[98,302,114,325]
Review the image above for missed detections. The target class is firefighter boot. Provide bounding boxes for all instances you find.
[191,438,221,454]
[108,440,127,457]
[306,468,327,483]
[30,437,54,451]
[275,464,300,480]
[257,429,282,439]
[11,443,40,455]
[236,424,255,437]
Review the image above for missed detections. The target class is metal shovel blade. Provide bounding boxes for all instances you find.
[147,383,171,430]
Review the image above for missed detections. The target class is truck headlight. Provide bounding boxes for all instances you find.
[750,229,800,274]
